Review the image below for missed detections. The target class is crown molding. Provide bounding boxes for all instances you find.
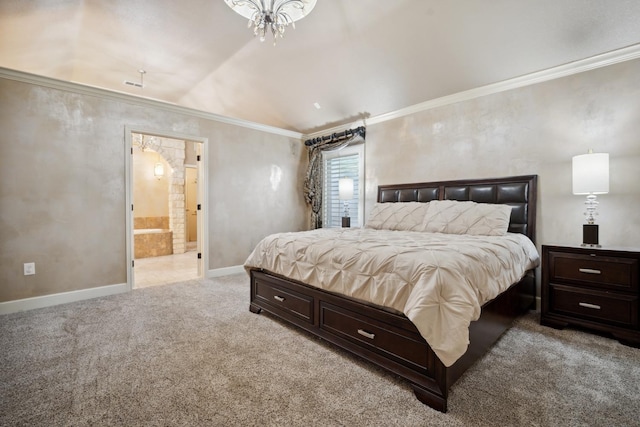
[304,43,640,139]
[4,42,638,142]
[0,67,302,139]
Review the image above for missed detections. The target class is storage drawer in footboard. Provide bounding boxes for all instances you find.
[252,272,314,324]
[319,301,432,373]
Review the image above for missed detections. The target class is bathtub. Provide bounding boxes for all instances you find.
[134,228,168,235]
[134,228,173,258]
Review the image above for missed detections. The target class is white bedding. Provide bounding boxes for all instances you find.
[244,228,539,367]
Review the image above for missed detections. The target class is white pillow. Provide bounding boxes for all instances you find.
[422,200,512,236]
[365,202,430,231]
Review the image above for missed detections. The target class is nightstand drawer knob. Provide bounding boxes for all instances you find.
[579,268,601,275]
[273,295,285,302]
[579,302,601,310]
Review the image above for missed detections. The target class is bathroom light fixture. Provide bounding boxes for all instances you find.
[154,162,164,179]
[572,150,609,247]
[224,0,317,44]
[154,141,165,180]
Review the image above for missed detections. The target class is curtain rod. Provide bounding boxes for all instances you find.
[304,126,366,147]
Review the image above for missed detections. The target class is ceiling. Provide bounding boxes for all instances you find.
[1,1,640,134]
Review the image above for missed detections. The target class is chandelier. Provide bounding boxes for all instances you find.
[224,0,317,44]
[133,133,157,152]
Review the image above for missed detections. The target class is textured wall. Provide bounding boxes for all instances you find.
[204,122,308,268]
[2,58,638,304]
[0,77,307,302]
[364,58,640,259]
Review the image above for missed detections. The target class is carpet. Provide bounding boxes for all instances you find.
[1,274,639,426]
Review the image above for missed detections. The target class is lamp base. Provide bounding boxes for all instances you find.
[342,217,351,228]
[581,224,600,247]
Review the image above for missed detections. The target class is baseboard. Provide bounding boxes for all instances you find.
[207,265,245,278]
[0,283,129,315]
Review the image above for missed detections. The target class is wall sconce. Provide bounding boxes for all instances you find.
[154,162,164,179]
[339,177,354,228]
[572,150,609,247]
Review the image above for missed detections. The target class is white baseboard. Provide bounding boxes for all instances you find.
[207,265,245,278]
[0,283,129,315]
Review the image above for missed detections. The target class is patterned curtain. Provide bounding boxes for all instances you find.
[303,127,366,229]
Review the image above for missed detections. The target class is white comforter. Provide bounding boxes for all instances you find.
[244,228,539,367]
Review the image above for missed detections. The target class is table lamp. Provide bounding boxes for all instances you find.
[572,150,609,247]
[339,178,354,228]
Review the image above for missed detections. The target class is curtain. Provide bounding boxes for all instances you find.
[303,127,365,229]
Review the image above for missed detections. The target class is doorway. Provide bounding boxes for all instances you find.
[125,127,208,290]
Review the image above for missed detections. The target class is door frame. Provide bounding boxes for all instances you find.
[124,125,209,290]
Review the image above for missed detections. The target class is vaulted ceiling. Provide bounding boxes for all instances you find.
[1,1,639,134]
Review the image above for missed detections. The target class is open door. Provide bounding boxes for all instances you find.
[125,128,208,290]
[185,167,198,245]
[186,140,204,278]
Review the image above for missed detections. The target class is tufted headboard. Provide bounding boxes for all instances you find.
[377,175,537,242]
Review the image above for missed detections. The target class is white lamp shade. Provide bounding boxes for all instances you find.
[572,152,609,195]
[339,178,354,200]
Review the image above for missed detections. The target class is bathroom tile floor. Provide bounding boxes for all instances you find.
[134,250,199,288]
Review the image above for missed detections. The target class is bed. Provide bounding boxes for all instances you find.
[244,175,538,412]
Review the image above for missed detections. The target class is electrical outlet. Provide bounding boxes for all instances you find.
[24,262,35,276]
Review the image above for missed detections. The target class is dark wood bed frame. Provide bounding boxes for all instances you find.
[249,175,538,412]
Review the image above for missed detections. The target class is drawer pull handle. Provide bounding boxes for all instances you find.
[273,295,285,302]
[579,302,601,310]
[357,329,375,340]
[579,268,601,275]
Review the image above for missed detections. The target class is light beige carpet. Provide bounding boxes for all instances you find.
[1,274,639,426]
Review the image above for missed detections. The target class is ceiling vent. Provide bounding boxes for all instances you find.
[123,80,143,88]
[123,69,146,88]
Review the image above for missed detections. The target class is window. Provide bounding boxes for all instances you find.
[322,143,364,228]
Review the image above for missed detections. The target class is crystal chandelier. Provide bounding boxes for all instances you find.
[133,133,157,152]
[224,0,317,44]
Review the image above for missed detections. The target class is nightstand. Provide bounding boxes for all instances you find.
[541,245,640,347]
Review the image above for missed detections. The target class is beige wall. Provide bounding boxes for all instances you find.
[0,76,307,302]
[132,148,170,219]
[364,58,640,270]
[205,123,307,267]
[2,58,638,304]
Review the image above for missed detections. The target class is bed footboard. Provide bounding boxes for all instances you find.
[249,268,534,412]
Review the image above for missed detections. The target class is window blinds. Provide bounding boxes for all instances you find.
[324,153,360,228]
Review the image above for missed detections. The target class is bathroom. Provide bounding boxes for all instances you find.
[132,133,200,287]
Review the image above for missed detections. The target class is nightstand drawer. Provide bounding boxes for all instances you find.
[549,251,638,291]
[549,284,638,327]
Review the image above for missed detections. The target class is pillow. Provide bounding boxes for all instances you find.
[422,200,512,236]
[365,202,430,231]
